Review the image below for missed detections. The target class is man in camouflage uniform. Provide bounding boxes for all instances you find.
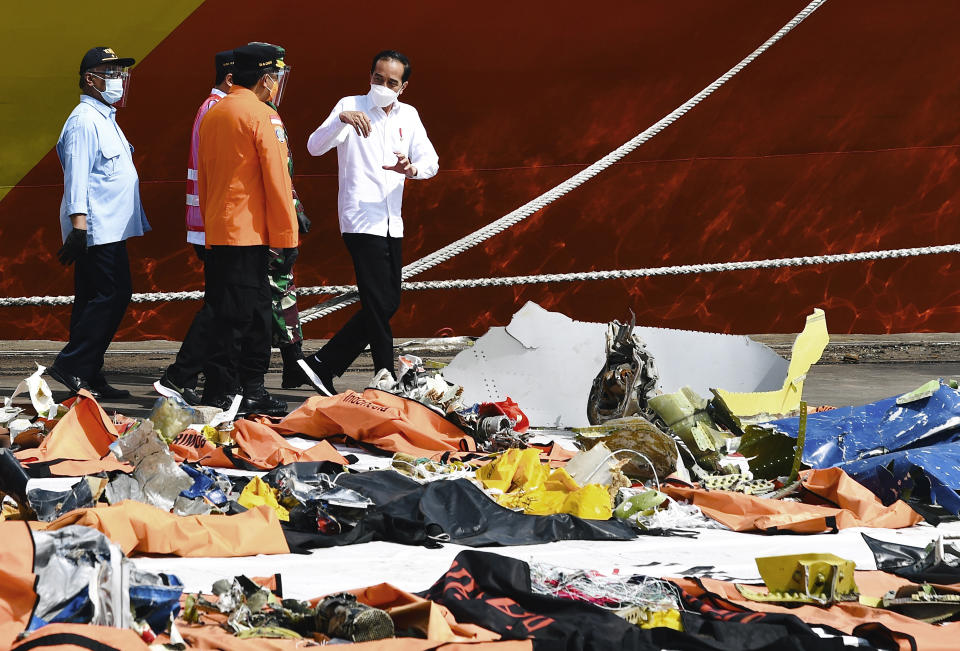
[267,122,310,388]
[263,46,311,389]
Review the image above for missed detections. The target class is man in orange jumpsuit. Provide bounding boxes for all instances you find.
[197,43,297,416]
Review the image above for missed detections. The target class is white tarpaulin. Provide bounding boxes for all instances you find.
[443,301,788,427]
[130,520,955,601]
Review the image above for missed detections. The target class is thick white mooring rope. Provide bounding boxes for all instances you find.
[4,241,952,308]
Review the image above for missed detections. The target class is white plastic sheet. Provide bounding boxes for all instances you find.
[3,363,57,420]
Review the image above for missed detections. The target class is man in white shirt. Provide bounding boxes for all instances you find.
[299,50,438,395]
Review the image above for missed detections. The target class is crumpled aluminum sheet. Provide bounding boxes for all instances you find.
[31,526,184,633]
[111,421,167,467]
[31,525,130,630]
[105,473,142,505]
[135,452,194,513]
[173,495,213,516]
[105,423,194,512]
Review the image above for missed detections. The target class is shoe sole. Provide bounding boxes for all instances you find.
[154,380,188,404]
[297,359,335,397]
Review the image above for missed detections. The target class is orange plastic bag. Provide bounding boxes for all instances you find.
[278,389,474,458]
[663,467,922,533]
[11,623,149,650]
[231,419,348,469]
[349,583,500,642]
[43,501,289,557]
[0,522,37,649]
[15,390,130,475]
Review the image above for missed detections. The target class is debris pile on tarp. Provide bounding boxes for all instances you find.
[4,302,960,649]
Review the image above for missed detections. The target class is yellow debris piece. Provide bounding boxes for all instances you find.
[237,476,289,522]
[640,608,683,630]
[477,449,612,520]
[714,308,829,417]
[476,448,546,492]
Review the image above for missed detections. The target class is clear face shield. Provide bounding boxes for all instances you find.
[271,63,291,106]
[90,67,132,107]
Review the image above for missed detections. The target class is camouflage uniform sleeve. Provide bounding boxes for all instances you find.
[282,122,306,219]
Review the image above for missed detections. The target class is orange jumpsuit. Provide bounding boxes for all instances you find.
[198,85,297,248]
[193,85,298,396]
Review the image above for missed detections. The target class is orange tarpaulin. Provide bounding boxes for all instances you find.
[169,428,234,467]
[0,522,38,649]
[11,623,150,650]
[169,419,349,470]
[673,573,960,651]
[231,419,349,469]
[173,581,514,650]
[173,624,530,651]
[15,390,131,475]
[277,389,475,458]
[40,501,289,557]
[663,467,923,533]
[349,583,500,643]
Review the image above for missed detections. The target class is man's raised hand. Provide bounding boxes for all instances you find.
[339,111,372,137]
[382,151,417,178]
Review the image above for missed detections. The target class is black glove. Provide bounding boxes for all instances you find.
[277,247,299,275]
[58,228,87,265]
[297,211,311,235]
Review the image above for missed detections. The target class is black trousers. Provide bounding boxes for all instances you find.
[203,245,272,394]
[167,245,225,391]
[55,240,132,380]
[318,233,402,376]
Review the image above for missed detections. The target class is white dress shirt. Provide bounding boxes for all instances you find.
[307,93,439,237]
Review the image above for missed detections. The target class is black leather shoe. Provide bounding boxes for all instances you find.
[281,362,309,389]
[202,393,237,412]
[239,386,287,416]
[297,356,337,397]
[46,364,91,395]
[280,342,308,389]
[90,373,131,400]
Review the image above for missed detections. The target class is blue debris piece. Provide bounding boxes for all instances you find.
[840,444,960,514]
[180,463,229,505]
[763,381,960,513]
[130,573,183,633]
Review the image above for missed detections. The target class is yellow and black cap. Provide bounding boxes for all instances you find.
[79,46,135,75]
[233,43,286,74]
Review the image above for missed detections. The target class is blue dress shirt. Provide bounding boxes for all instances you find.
[56,95,150,245]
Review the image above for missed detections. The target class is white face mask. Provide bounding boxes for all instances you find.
[95,76,125,105]
[368,84,398,108]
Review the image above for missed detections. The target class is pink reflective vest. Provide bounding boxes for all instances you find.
[185,89,225,245]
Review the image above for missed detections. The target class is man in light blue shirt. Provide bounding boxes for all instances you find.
[47,47,150,400]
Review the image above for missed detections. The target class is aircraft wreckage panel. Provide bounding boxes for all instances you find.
[443,302,788,427]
